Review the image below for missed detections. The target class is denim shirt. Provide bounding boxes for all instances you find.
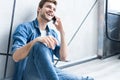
[12,18,60,80]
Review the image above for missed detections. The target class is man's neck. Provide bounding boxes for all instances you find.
[37,17,48,30]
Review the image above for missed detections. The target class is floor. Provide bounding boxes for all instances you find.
[62,55,120,80]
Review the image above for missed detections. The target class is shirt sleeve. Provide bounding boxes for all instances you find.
[51,30,61,59]
[11,24,29,54]
[53,45,60,59]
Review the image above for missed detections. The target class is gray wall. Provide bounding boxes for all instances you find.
[0,0,14,79]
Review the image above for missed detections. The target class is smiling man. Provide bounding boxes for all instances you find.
[11,0,94,80]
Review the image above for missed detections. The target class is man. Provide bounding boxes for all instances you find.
[12,0,94,80]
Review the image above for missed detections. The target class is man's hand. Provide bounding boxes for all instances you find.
[54,17,64,33]
[36,36,58,49]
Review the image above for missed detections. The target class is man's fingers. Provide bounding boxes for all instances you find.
[47,36,57,49]
[37,36,57,49]
[48,36,58,45]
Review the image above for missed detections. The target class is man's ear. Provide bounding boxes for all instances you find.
[37,7,41,10]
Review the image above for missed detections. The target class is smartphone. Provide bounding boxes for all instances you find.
[52,16,56,24]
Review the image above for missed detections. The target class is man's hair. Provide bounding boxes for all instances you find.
[39,0,57,8]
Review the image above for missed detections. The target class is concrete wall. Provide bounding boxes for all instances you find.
[0,0,99,79]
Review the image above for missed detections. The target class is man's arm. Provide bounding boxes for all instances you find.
[59,31,68,61]
[12,38,37,62]
[54,17,68,61]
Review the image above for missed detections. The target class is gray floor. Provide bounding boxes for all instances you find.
[62,55,120,80]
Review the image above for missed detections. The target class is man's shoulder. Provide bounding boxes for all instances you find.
[19,20,34,28]
[16,20,34,31]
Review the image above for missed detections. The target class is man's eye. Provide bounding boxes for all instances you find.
[46,5,51,9]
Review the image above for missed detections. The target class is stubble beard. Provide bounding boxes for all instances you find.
[41,14,51,22]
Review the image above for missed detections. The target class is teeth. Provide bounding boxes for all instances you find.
[47,13,52,16]
[48,14,51,16]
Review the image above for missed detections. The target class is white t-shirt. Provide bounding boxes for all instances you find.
[40,29,47,37]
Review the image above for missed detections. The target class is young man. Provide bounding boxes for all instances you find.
[12,0,94,80]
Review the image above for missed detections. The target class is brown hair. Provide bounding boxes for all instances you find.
[39,0,57,8]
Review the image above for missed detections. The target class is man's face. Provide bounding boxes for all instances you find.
[38,2,56,22]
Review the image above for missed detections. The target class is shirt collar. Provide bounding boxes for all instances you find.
[33,18,51,33]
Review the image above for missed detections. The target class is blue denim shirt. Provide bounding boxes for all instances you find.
[12,18,60,80]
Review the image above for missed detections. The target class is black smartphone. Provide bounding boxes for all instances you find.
[52,16,56,24]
